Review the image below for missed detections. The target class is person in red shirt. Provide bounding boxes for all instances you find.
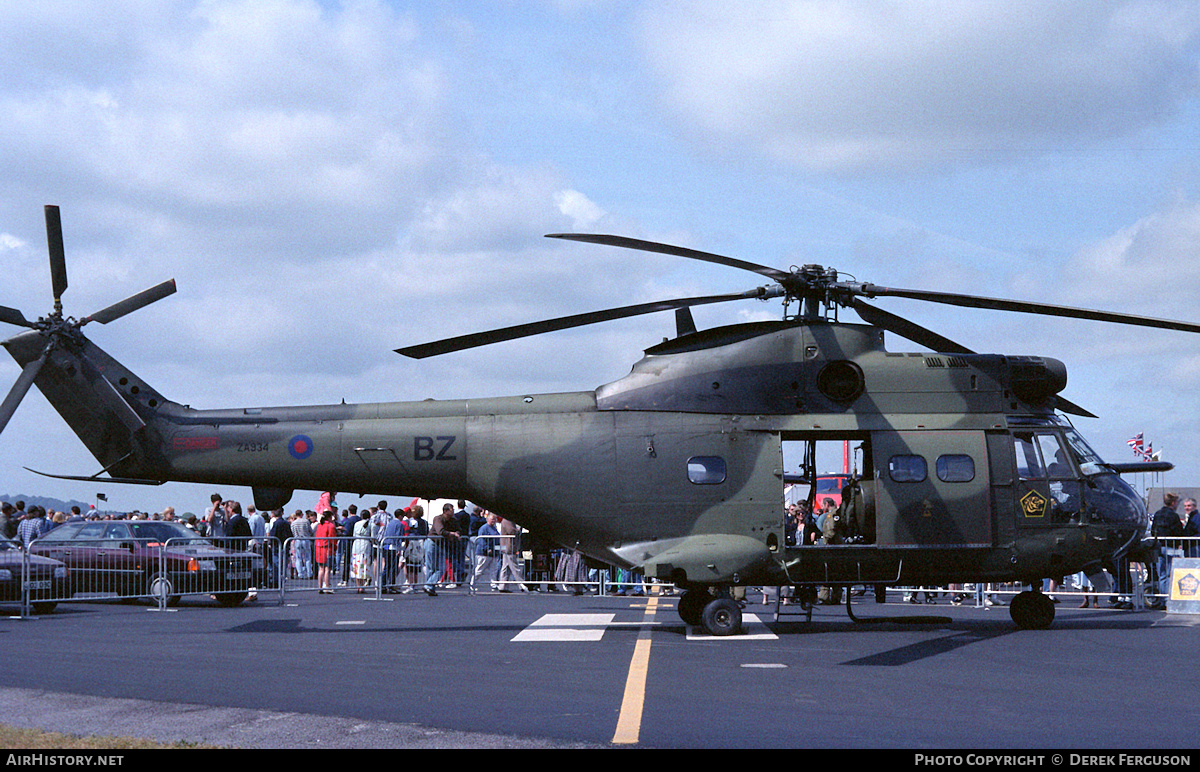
[314,510,339,594]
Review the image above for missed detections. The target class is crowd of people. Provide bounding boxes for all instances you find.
[784,497,847,547]
[0,500,89,547]
[0,492,642,599]
[190,493,541,596]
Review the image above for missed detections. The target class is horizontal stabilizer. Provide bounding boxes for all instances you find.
[24,467,165,485]
[1106,461,1174,474]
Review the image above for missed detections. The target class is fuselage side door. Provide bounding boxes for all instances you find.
[871,429,992,547]
[1010,428,1084,528]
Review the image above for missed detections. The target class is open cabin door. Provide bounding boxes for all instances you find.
[871,430,992,547]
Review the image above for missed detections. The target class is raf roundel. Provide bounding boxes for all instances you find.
[288,434,314,460]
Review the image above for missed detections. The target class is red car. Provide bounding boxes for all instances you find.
[31,520,263,607]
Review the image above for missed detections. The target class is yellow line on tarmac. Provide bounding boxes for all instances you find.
[612,591,660,745]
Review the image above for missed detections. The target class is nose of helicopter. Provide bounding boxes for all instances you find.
[1088,473,1149,559]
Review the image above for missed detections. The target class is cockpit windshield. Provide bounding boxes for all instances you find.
[1062,427,1106,476]
[1009,416,1109,477]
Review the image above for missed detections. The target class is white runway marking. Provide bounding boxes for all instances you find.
[512,611,778,641]
[529,613,616,627]
[686,613,779,641]
[512,613,616,641]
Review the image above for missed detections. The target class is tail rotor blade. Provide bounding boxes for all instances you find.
[0,343,50,436]
[83,279,177,325]
[45,205,68,304]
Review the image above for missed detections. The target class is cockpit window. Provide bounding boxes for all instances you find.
[1013,432,1044,479]
[1062,428,1106,476]
[1037,434,1072,479]
[1014,431,1077,480]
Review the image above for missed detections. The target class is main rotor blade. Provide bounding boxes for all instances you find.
[1054,396,1097,419]
[82,279,177,325]
[850,298,973,354]
[397,287,782,359]
[0,306,35,329]
[546,233,791,284]
[857,284,1200,334]
[45,205,68,303]
[0,342,50,436]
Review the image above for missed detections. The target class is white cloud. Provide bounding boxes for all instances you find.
[1065,196,1200,319]
[0,0,444,242]
[554,189,607,229]
[636,1,1200,171]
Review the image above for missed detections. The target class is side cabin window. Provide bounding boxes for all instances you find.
[888,454,927,483]
[687,456,727,485]
[936,454,975,483]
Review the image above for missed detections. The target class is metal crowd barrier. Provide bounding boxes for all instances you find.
[5,534,268,615]
[273,532,581,599]
[0,529,610,616]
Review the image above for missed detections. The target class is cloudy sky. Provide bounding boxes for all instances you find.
[2,0,1199,515]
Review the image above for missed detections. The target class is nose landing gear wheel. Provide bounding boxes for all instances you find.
[701,597,743,636]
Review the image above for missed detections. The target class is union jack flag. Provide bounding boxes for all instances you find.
[1127,433,1159,462]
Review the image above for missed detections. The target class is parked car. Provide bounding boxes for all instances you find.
[0,536,68,614]
[31,520,263,606]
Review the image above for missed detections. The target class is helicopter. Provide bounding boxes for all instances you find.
[4,206,1199,635]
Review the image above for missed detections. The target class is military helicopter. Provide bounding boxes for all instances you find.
[4,207,1198,635]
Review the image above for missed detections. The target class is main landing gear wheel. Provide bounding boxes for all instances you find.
[1009,590,1055,630]
[677,588,715,626]
[701,597,743,636]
